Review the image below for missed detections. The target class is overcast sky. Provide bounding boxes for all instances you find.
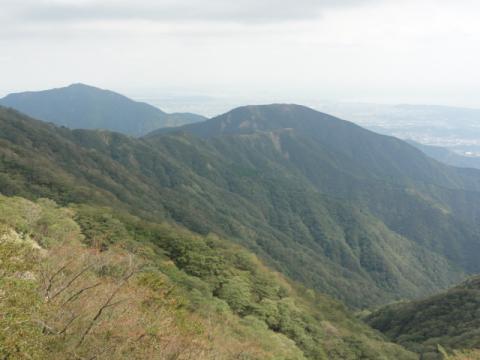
[2,0,480,108]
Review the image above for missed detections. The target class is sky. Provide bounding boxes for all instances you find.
[2,0,480,110]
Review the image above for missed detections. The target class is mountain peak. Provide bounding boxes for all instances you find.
[67,82,95,88]
[151,102,356,139]
[229,103,317,117]
[0,84,205,136]
[66,83,102,90]
[240,103,310,111]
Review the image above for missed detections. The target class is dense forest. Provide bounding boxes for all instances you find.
[366,276,480,359]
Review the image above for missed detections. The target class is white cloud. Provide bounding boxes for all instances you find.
[2,0,480,108]
[11,0,375,24]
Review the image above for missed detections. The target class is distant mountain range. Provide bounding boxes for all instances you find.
[0,83,206,136]
[5,85,480,173]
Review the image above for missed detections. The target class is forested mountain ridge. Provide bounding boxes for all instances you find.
[366,275,480,359]
[152,104,480,190]
[1,105,480,310]
[150,104,480,271]
[0,83,206,136]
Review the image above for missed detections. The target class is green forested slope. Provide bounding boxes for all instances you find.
[153,105,480,271]
[366,276,480,359]
[0,84,205,136]
[1,105,480,309]
[0,194,416,359]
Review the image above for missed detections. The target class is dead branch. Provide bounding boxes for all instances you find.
[44,260,73,298]
[49,264,93,301]
[60,282,102,308]
[76,271,135,347]
[59,313,80,335]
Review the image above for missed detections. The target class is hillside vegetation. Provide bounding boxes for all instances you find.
[0,194,415,359]
[366,276,480,359]
[2,105,480,309]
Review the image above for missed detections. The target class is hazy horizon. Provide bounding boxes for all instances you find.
[3,0,480,109]
[3,82,480,120]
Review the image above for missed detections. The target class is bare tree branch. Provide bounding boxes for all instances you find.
[44,260,74,298]
[59,313,80,335]
[77,271,135,347]
[60,282,102,307]
[49,264,93,301]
